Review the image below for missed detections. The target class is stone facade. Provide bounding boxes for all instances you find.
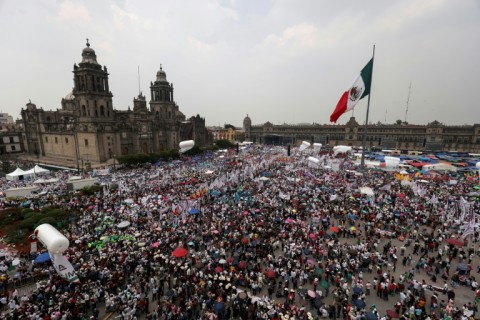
[244,116,480,153]
[20,41,211,166]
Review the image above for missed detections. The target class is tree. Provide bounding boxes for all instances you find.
[396,119,402,125]
[215,139,235,149]
[224,124,236,130]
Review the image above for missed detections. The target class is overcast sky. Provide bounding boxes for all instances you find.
[1,0,479,127]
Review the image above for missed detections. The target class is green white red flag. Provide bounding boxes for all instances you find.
[330,58,373,123]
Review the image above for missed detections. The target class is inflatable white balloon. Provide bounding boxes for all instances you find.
[35,223,69,254]
[179,140,195,153]
[299,141,311,152]
[333,145,352,155]
[307,156,320,164]
[313,143,322,151]
[34,224,79,283]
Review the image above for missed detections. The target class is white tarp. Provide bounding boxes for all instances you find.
[384,156,400,167]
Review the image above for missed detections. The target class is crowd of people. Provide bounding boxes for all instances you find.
[0,145,479,320]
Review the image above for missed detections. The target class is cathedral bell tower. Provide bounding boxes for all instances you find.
[149,65,175,120]
[72,39,114,119]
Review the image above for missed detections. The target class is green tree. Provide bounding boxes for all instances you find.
[215,139,235,149]
[224,124,236,130]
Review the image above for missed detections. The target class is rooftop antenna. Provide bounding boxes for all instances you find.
[405,82,412,123]
[385,109,387,123]
[137,66,141,95]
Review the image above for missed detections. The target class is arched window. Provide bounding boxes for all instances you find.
[100,106,105,116]
[95,107,98,117]
[82,105,86,116]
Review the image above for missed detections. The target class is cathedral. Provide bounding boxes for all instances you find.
[20,41,210,166]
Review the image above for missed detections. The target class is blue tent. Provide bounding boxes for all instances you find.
[34,252,51,264]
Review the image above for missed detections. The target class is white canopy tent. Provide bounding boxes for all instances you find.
[6,168,32,181]
[24,165,50,176]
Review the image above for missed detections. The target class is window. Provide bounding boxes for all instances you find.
[45,137,48,143]
[11,146,16,151]
[55,137,58,143]
[85,139,89,146]
[65,138,69,143]
[9,137,14,143]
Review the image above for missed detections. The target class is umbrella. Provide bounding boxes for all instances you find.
[352,299,366,309]
[214,301,225,314]
[320,280,329,289]
[285,218,294,224]
[34,252,50,264]
[353,287,363,295]
[386,310,399,318]
[330,226,339,233]
[12,259,21,266]
[365,312,378,320]
[219,259,227,264]
[314,297,323,308]
[349,226,357,231]
[241,237,249,244]
[265,269,276,279]
[117,221,131,228]
[457,263,468,271]
[195,261,204,268]
[214,266,223,273]
[238,292,247,300]
[188,208,200,215]
[188,241,194,246]
[309,233,316,239]
[172,247,188,258]
[307,290,316,298]
[446,238,464,246]
[238,261,248,269]
[165,289,175,297]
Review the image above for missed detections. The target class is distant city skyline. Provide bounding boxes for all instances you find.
[0,0,479,127]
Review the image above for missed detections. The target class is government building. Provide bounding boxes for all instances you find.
[243,115,480,153]
[19,41,211,168]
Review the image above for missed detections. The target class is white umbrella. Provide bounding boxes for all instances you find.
[12,259,21,266]
[219,259,227,264]
[117,221,131,228]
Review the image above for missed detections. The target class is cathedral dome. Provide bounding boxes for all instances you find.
[156,65,167,82]
[81,40,98,64]
[64,92,75,101]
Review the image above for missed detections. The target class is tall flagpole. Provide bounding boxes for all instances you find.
[360,45,375,170]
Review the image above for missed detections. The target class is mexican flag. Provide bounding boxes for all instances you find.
[330,58,373,123]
